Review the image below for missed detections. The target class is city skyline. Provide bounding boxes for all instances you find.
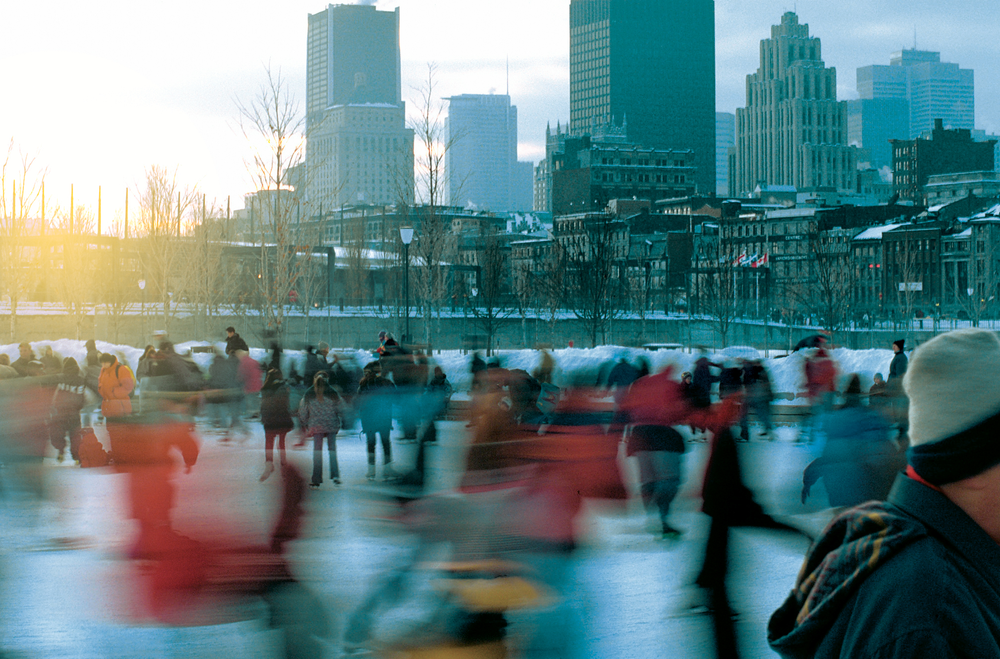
[1,0,996,225]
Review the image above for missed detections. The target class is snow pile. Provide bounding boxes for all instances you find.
[1,339,898,400]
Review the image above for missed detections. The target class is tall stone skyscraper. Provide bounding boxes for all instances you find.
[569,0,715,196]
[446,94,533,212]
[306,4,413,209]
[733,12,856,197]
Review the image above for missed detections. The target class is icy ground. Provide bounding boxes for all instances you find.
[0,415,827,659]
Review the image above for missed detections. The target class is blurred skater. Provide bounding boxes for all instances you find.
[356,361,396,481]
[801,374,902,507]
[260,367,294,481]
[299,372,342,487]
[49,357,87,463]
[620,366,690,538]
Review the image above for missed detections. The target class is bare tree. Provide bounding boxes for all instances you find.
[562,216,627,347]
[700,242,741,347]
[49,204,100,340]
[535,241,567,344]
[236,65,308,342]
[468,230,513,355]
[409,63,459,346]
[343,218,370,306]
[133,165,199,334]
[0,140,46,340]
[785,229,858,341]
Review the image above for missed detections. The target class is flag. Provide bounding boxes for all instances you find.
[751,253,769,268]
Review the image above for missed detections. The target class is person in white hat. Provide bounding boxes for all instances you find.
[769,328,1000,658]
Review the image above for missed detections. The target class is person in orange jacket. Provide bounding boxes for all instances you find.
[98,352,135,457]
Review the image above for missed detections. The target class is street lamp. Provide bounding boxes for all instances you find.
[400,226,414,343]
[138,279,146,342]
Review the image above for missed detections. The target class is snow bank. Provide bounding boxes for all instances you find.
[1,339,898,400]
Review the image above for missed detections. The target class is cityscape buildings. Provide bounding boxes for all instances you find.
[568,0,715,195]
[445,94,533,212]
[733,12,857,198]
[305,4,414,209]
[850,49,975,170]
[891,119,996,203]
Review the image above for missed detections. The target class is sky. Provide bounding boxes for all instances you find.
[0,0,996,226]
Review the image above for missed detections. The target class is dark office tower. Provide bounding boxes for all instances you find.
[306,3,401,128]
[569,0,716,196]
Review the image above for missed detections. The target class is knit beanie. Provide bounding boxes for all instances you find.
[906,328,1000,484]
[893,339,905,351]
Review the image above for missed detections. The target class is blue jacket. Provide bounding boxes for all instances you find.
[803,405,901,507]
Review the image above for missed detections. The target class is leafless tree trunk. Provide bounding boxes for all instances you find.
[236,65,309,343]
[0,140,46,341]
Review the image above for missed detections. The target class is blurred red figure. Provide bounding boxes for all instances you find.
[620,366,693,537]
[112,406,200,558]
[111,404,328,657]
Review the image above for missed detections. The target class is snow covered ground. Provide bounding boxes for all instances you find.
[2,338,899,404]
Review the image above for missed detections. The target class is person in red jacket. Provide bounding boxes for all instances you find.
[620,366,692,538]
[111,400,199,558]
[800,346,837,444]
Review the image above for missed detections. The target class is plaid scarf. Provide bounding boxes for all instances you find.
[768,501,927,656]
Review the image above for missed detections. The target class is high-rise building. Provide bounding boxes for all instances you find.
[445,94,533,212]
[305,4,413,210]
[306,4,401,129]
[716,112,734,197]
[308,104,414,208]
[569,0,715,196]
[733,12,857,197]
[850,49,974,170]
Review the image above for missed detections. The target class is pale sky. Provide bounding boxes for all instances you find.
[1,0,996,225]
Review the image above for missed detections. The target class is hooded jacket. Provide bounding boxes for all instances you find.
[768,474,1000,658]
[98,359,135,418]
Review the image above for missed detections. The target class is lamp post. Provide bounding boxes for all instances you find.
[400,226,414,343]
[138,279,146,341]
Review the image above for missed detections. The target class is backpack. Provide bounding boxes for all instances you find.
[78,427,109,468]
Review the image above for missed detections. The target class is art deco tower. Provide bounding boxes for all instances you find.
[733,12,856,197]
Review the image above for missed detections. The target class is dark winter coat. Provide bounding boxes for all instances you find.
[742,362,773,404]
[690,359,717,408]
[260,378,294,432]
[301,351,330,386]
[207,355,240,403]
[357,374,394,434]
[225,333,249,356]
[868,380,889,409]
[769,474,1000,658]
[718,367,743,399]
[887,351,909,397]
[51,372,87,419]
[11,355,35,378]
[425,372,453,419]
